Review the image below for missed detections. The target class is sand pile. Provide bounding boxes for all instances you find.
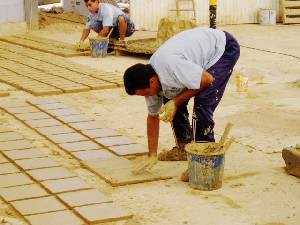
[124,17,198,54]
[156,18,198,46]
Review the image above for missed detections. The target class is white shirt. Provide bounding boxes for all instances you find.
[146,28,226,116]
[86,3,125,29]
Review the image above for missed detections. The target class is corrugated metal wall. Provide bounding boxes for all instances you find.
[130,0,280,31]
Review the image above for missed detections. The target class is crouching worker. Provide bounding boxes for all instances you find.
[123,28,240,174]
[76,0,135,50]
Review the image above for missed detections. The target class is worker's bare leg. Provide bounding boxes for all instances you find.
[92,28,100,34]
[118,16,128,40]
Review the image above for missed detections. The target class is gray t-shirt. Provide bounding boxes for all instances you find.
[146,28,226,116]
[86,3,124,29]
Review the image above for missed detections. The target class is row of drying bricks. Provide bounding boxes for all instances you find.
[0,125,132,225]
[0,62,119,96]
[1,36,79,53]
[0,49,123,86]
[1,98,147,160]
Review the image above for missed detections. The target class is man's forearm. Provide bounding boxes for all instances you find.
[99,27,110,37]
[80,29,90,41]
[147,114,159,156]
[174,70,214,107]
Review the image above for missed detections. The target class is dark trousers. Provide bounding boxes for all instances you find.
[171,31,240,144]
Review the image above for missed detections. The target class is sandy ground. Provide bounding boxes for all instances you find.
[0,21,300,225]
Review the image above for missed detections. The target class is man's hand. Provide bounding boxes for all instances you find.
[159,100,177,123]
[132,155,158,175]
[75,40,90,51]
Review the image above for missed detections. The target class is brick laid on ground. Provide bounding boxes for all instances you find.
[15,157,60,170]
[10,196,66,215]
[58,189,112,207]
[5,106,39,114]
[96,136,135,147]
[47,108,81,117]
[0,183,49,201]
[71,149,117,161]
[46,133,88,144]
[0,173,33,188]
[0,163,20,175]
[36,125,74,135]
[16,112,51,121]
[59,141,100,152]
[0,140,33,151]
[57,114,93,123]
[26,210,84,225]
[108,144,148,156]
[74,203,132,223]
[0,154,9,163]
[3,148,48,160]
[27,167,75,181]
[41,177,91,194]
[70,121,105,131]
[25,119,61,128]
[0,132,23,142]
[81,128,119,139]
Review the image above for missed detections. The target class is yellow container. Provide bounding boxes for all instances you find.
[235,75,248,93]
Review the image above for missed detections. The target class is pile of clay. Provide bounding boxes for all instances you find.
[185,123,234,156]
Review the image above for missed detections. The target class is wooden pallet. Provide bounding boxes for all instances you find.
[283,0,300,24]
[170,0,196,21]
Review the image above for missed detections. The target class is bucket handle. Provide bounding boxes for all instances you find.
[106,27,114,39]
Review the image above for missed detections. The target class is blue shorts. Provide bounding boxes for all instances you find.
[91,14,135,38]
[111,14,135,38]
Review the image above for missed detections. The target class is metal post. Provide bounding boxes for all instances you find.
[25,0,39,30]
[209,0,217,29]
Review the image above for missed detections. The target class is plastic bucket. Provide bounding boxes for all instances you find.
[259,9,276,25]
[186,148,225,191]
[89,38,109,58]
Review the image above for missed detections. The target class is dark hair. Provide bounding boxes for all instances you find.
[84,0,97,3]
[123,64,156,95]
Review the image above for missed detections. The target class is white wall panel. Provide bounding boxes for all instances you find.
[130,0,280,31]
[0,0,25,24]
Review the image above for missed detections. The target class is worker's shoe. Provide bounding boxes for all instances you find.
[158,143,187,161]
[180,169,189,182]
[282,145,300,178]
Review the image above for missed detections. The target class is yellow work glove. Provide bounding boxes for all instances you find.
[132,155,158,175]
[75,40,90,51]
[159,99,177,123]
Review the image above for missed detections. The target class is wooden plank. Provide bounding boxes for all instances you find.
[284,0,300,8]
[84,157,172,187]
[284,16,300,24]
[285,8,300,15]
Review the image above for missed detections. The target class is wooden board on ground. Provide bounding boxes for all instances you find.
[0,34,89,57]
[84,157,172,187]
